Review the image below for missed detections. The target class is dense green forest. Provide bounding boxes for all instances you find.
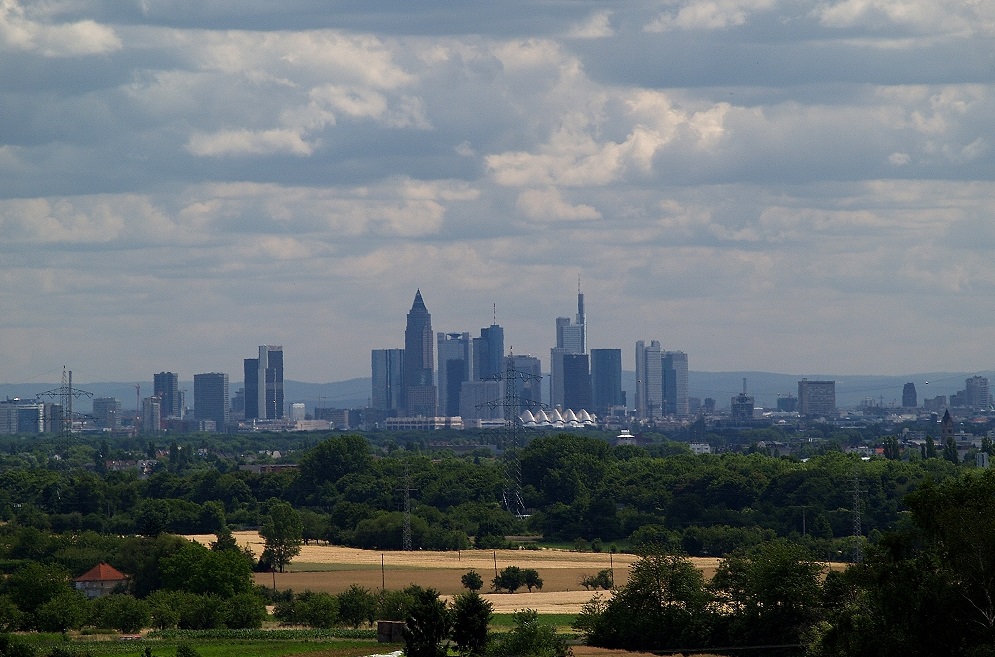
[0,429,971,558]
[1,427,993,656]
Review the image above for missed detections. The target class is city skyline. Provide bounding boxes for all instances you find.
[1,2,994,383]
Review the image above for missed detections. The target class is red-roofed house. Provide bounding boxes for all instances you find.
[74,562,128,598]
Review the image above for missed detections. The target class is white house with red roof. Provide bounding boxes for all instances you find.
[73,562,128,598]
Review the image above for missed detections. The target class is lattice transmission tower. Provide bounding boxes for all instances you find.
[477,356,544,518]
[36,367,92,444]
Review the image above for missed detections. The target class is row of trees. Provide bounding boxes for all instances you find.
[0,432,971,558]
[574,469,995,657]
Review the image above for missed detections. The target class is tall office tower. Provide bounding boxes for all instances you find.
[590,349,624,417]
[371,348,405,413]
[153,372,181,419]
[194,372,229,432]
[731,378,754,422]
[902,382,917,408]
[243,358,259,419]
[797,379,836,416]
[438,332,471,417]
[505,354,542,414]
[256,345,284,419]
[635,340,663,419]
[663,351,689,417]
[473,324,504,381]
[562,353,592,410]
[550,289,587,408]
[460,380,503,421]
[402,290,436,416]
[965,376,990,410]
[142,396,162,434]
[92,397,121,430]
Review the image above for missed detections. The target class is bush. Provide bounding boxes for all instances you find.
[488,609,570,657]
[580,569,613,591]
[0,634,37,657]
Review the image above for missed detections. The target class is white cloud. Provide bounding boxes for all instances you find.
[0,0,120,56]
[186,128,316,157]
[815,0,995,35]
[567,10,615,39]
[645,0,776,31]
[517,187,601,221]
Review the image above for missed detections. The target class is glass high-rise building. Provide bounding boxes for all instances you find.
[505,354,542,414]
[550,289,586,408]
[591,349,624,416]
[635,340,663,419]
[194,372,229,431]
[472,324,504,381]
[663,351,689,418]
[437,332,470,417]
[153,371,181,418]
[403,290,436,416]
[372,348,405,413]
[244,345,283,420]
[562,353,591,410]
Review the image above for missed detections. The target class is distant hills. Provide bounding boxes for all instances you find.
[2,371,988,414]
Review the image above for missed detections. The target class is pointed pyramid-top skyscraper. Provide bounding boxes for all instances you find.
[403,289,437,416]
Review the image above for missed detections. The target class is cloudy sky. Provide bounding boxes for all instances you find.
[1,0,994,384]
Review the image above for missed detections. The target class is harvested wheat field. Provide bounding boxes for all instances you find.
[187,531,727,613]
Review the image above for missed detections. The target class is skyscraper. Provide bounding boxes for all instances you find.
[902,382,917,408]
[92,397,121,430]
[243,358,258,419]
[663,351,689,417]
[590,349,624,416]
[403,290,436,416]
[550,289,586,408]
[505,354,542,414]
[258,345,284,419]
[371,348,404,413]
[797,379,836,417]
[194,372,229,432]
[153,371,181,419]
[472,324,504,381]
[635,340,663,419]
[562,353,592,410]
[438,332,471,417]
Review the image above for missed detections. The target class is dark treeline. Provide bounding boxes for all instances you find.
[0,429,971,560]
[575,470,995,657]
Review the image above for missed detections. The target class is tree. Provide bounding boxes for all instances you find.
[492,566,524,593]
[337,584,377,628]
[260,499,303,573]
[160,541,253,597]
[489,609,570,657]
[574,550,712,651]
[710,539,824,650]
[580,569,613,591]
[461,570,483,592]
[34,591,89,633]
[451,591,492,657]
[402,588,451,657]
[92,594,150,633]
[523,568,543,592]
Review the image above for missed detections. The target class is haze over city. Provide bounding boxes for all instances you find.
[1,1,993,384]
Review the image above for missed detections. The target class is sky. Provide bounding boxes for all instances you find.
[1,0,994,384]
